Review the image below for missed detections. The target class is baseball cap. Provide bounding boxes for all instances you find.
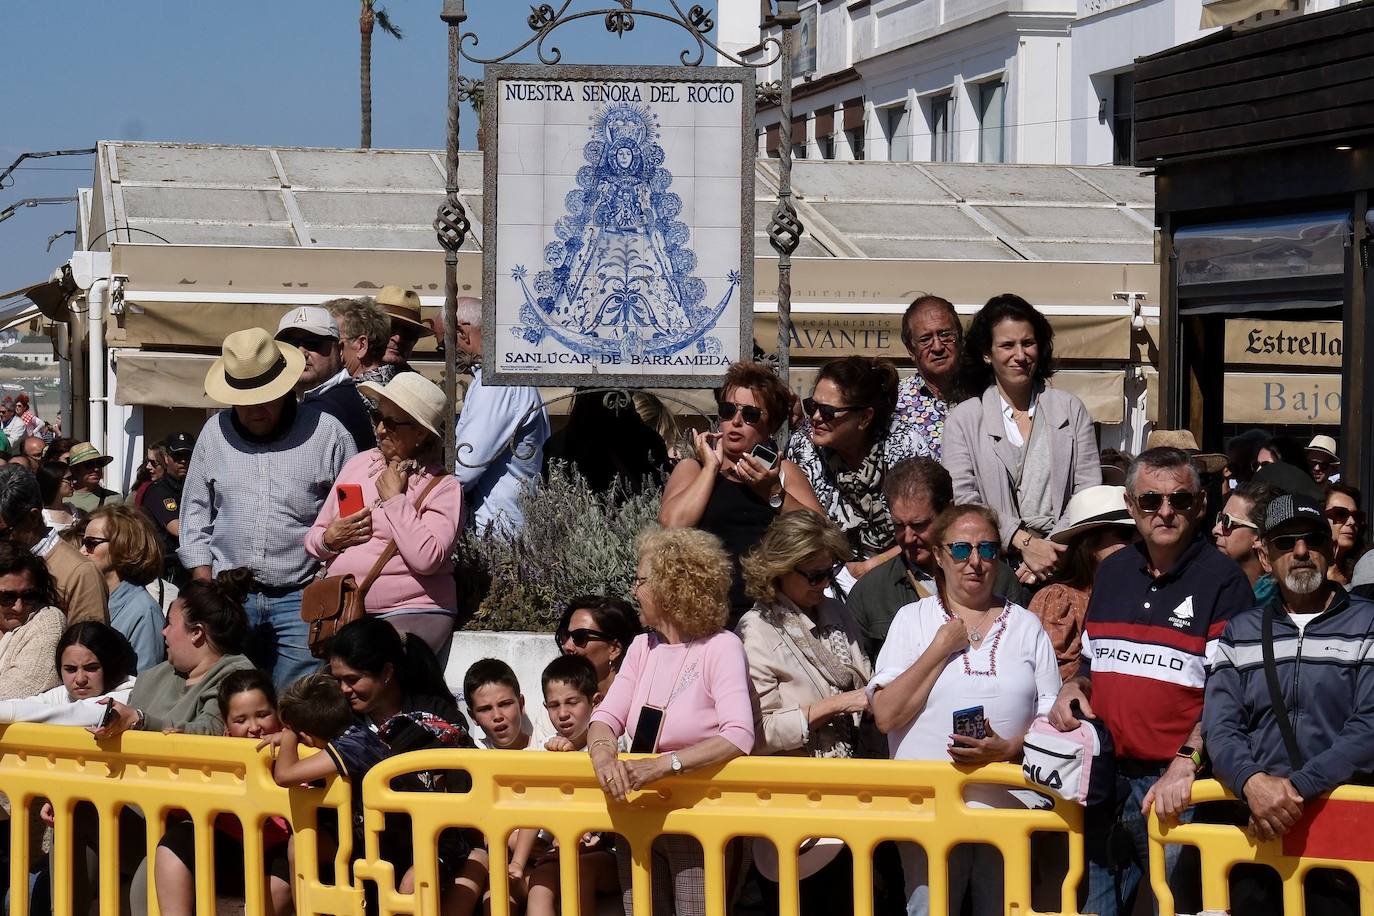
[275,306,339,341]
[1263,492,1326,538]
[164,432,196,455]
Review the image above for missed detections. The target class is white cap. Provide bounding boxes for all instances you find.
[275,306,339,341]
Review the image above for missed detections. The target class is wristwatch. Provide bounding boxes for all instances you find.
[1176,744,1204,772]
[669,752,683,774]
[768,487,784,509]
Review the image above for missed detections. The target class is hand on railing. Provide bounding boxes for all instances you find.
[1242,773,1304,841]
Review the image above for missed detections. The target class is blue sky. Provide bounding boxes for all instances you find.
[0,1,722,296]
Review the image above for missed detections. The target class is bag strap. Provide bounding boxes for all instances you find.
[1261,600,1305,769]
[358,474,448,599]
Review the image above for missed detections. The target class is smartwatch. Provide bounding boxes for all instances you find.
[1176,744,1203,772]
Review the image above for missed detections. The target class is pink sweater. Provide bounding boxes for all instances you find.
[589,630,755,755]
[305,450,462,614]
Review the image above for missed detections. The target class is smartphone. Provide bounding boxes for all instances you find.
[380,715,432,754]
[336,483,366,517]
[750,442,779,469]
[98,699,118,731]
[630,704,666,755]
[952,705,987,741]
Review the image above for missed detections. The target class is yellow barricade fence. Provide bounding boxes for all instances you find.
[1,723,1092,915]
[1149,778,1374,916]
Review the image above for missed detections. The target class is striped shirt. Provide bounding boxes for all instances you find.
[1082,537,1253,762]
[178,400,356,587]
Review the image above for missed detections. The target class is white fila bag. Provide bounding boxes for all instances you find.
[1021,716,1100,805]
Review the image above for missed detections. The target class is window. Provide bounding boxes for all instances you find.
[978,80,1005,163]
[1112,71,1135,166]
[929,93,954,162]
[846,126,865,161]
[820,134,835,160]
[886,105,911,161]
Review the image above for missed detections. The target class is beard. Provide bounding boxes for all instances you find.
[1284,566,1323,595]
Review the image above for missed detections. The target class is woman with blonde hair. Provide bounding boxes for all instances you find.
[588,526,755,916]
[76,504,166,671]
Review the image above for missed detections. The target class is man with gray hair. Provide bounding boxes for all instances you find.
[0,464,107,624]
[451,296,549,534]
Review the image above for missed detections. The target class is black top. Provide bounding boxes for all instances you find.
[699,476,778,629]
[308,379,377,453]
[141,474,185,580]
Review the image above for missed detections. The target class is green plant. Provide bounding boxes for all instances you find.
[455,462,661,632]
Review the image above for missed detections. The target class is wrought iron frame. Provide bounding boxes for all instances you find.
[435,0,804,471]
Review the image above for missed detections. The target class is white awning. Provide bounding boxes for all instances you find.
[1201,0,1293,27]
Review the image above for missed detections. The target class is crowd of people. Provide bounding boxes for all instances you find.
[0,288,1370,916]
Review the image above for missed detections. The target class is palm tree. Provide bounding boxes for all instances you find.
[360,1,403,149]
[467,80,485,150]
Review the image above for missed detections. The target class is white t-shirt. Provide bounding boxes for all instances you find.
[1289,612,1322,634]
[869,595,1059,805]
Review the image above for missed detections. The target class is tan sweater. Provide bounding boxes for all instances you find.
[0,606,64,700]
[43,538,108,625]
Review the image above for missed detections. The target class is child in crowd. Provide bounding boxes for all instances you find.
[526,655,620,916]
[153,669,292,916]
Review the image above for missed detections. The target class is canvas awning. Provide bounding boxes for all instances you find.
[1200,0,1292,27]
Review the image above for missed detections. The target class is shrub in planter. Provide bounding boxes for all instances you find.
[454,462,661,632]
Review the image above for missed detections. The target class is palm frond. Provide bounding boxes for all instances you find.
[375,7,404,39]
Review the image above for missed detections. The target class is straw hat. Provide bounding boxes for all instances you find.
[1144,429,1227,475]
[1305,435,1339,462]
[204,328,305,407]
[358,372,448,440]
[376,286,435,338]
[1050,485,1136,544]
[65,442,113,469]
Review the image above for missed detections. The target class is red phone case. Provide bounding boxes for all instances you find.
[337,484,366,517]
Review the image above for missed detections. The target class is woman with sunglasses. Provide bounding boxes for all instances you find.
[1211,481,1279,605]
[1324,483,1365,586]
[787,356,930,589]
[0,541,65,701]
[869,504,1058,916]
[131,444,168,508]
[307,372,461,654]
[554,595,642,696]
[660,361,822,626]
[75,505,166,672]
[36,460,76,532]
[943,294,1101,587]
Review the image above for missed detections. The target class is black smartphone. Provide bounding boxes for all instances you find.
[952,705,987,740]
[630,704,665,755]
[380,715,432,754]
[98,700,118,731]
[750,442,779,469]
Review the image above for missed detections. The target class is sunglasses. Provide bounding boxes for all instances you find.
[718,401,764,425]
[803,398,863,424]
[366,407,418,431]
[1269,528,1331,552]
[80,536,110,552]
[1216,511,1258,534]
[0,590,45,608]
[793,563,842,586]
[1134,491,1197,514]
[168,451,192,463]
[559,627,611,648]
[945,540,1000,562]
[1325,506,1366,527]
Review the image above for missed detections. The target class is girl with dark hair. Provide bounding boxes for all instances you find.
[325,615,463,726]
[0,621,137,723]
[554,595,642,696]
[95,568,257,737]
[788,356,931,587]
[943,294,1101,586]
[36,460,76,531]
[0,540,63,700]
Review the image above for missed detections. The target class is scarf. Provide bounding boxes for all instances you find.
[762,598,870,758]
[827,436,893,558]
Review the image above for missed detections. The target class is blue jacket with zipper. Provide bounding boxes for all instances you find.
[1203,584,1374,800]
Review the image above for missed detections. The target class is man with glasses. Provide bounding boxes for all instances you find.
[1049,446,1253,915]
[141,432,195,585]
[276,306,375,452]
[1204,493,1371,915]
[1304,435,1341,485]
[0,464,107,624]
[1212,480,1280,606]
[894,294,961,460]
[846,457,1028,660]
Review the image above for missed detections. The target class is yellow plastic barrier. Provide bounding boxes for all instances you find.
[356,750,1085,916]
[1149,778,1374,915]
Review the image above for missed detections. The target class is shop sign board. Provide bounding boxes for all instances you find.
[1223,319,1342,368]
[1223,372,1342,424]
[482,64,755,388]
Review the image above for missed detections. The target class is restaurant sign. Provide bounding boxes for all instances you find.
[1223,319,1342,368]
[1223,373,1342,424]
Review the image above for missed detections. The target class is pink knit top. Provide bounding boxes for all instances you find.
[590,630,755,755]
[305,450,463,614]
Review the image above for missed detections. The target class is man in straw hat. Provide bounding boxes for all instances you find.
[179,327,356,686]
[1304,434,1341,485]
[376,285,434,374]
[65,440,124,514]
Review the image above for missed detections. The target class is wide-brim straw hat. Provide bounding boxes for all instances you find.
[204,328,305,407]
[66,441,113,469]
[1051,485,1136,544]
[358,372,448,441]
[1145,429,1227,475]
[376,286,435,338]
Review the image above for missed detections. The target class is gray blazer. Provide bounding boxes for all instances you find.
[942,385,1101,547]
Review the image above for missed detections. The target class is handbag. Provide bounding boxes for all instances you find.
[1021,703,1115,805]
[300,474,446,657]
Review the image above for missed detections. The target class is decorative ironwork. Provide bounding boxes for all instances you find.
[756,80,781,107]
[529,4,558,30]
[606,9,635,34]
[767,200,803,257]
[686,4,713,32]
[455,76,483,102]
[434,196,471,253]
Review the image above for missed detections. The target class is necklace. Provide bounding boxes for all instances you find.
[938,597,1011,677]
[959,605,996,643]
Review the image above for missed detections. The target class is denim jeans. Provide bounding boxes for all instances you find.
[1083,771,1194,916]
[243,587,317,689]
